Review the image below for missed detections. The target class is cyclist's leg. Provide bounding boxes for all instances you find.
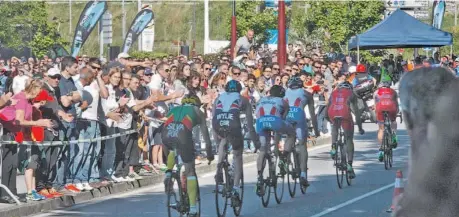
[183,160,198,214]
[390,111,398,148]
[256,130,270,173]
[295,123,308,181]
[343,119,356,178]
[330,118,339,157]
[279,120,296,154]
[230,133,244,188]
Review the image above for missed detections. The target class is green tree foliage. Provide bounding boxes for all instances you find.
[291,0,385,52]
[224,1,278,44]
[0,2,66,58]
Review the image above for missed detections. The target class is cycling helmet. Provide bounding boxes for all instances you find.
[378,81,392,88]
[337,81,353,90]
[181,94,201,107]
[269,85,286,98]
[287,76,303,89]
[225,80,242,93]
[356,64,366,73]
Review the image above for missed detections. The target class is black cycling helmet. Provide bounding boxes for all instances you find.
[225,80,242,93]
[288,76,303,89]
[378,81,392,88]
[181,94,201,107]
[269,85,286,98]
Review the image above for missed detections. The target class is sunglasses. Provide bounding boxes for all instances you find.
[233,72,241,76]
[165,69,170,72]
[205,68,211,71]
[90,65,101,70]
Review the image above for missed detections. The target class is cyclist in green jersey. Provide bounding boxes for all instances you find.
[162,94,214,217]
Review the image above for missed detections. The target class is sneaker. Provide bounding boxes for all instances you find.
[75,183,85,191]
[159,164,167,171]
[124,176,135,182]
[330,148,337,160]
[378,151,384,162]
[255,175,265,197]
[111,175,128,183]
[189,206,198,216]
[82,183,93,191]
[300,177,310,188]
[64,184,81,193]
[142,164,152,173]
[392,133,398,149]
[38,189,54,199]
[27,190,44,201]
[347,164,356,179]
[129,172,144,180]
[48,188,64,198]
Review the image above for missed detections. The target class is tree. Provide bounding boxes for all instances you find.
[224,1,278,44]
[0,2,66,58]
[290,0,385,53]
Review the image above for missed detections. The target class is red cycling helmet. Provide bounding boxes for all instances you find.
[356,64,366,73]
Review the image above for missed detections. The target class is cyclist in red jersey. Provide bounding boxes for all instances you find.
[374,81,399,161]
[325,81,364,179]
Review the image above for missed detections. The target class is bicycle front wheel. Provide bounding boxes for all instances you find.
[287,151,297,198]
[274,155,285,204]
[335,142,345,189]
[167,174,182,217]
[260,155,271,207]
[215,164,229,217]
[232,173,244,216]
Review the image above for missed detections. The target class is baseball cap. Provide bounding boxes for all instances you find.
[144,68,153,75]
[47,68,61,77]
[33,90,54,102]
[348,65,357,74]
[118,52,131,59]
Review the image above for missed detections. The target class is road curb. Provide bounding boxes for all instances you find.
[0,136,329,217]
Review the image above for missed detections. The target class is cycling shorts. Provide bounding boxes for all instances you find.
[376,100,398,124]
[161,122,195,163]
[256,115,294,138]
[328,114,354,131]
[286,107,308,140]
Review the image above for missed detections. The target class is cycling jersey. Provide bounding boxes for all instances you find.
[255,96,291,134]
[327,88,355,131]
[375,87,398,123]
[212,92,259,150]
[284,88,309,139]
[162,105,212,163]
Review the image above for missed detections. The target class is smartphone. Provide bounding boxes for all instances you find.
[122,89,131,98]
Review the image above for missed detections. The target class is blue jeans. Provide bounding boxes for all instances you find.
[55,121,78,188]
[101,126,116,179]
[72,120,101,183]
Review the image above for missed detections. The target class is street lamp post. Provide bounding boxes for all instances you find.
[277,0,287,70]
[231,0,237,59]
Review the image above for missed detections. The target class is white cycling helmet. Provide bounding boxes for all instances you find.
[348,66,357,74]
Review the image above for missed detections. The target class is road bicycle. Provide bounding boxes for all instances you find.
[382,111,394,170]
[166,152,201,217]
[214,135,244,217]
[332,117,351,189]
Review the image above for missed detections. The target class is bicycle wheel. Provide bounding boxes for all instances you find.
[383,132,390,170]
[274,155,285,204]
[287,151,297,198]
[260,154,271,207]
[298,150,307,194]
[167,173,182,217]
[215,163,229,217]
[335,142,345,189]
[232,173,244,216]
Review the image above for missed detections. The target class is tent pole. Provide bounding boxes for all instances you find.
[357,36,360,64]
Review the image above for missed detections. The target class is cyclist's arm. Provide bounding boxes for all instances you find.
[305,91,320,136]
[195,107,213,158]
[393,90,400,113]
[242,97,261,147]
[324,94,332,121]
[282,100,290,119]
[350,93,363,129]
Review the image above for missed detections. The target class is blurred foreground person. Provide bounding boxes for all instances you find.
[395,67,458,217]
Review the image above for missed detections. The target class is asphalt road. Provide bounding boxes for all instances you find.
[33,122,410,217]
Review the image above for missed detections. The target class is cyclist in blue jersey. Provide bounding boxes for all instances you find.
[284,76,320,187]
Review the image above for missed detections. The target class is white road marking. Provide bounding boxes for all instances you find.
[309,182,395,217]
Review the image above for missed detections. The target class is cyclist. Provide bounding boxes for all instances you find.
[325,81,364,179]
[284,76,320,187]
[255,85,295,196]
[162,94,214,217]
[374,81,399,162]
[212,80,261,200]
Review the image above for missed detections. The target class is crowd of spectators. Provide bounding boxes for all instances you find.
[0,29,455,204]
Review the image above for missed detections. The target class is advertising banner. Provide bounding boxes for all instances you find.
[121,9,154,53]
